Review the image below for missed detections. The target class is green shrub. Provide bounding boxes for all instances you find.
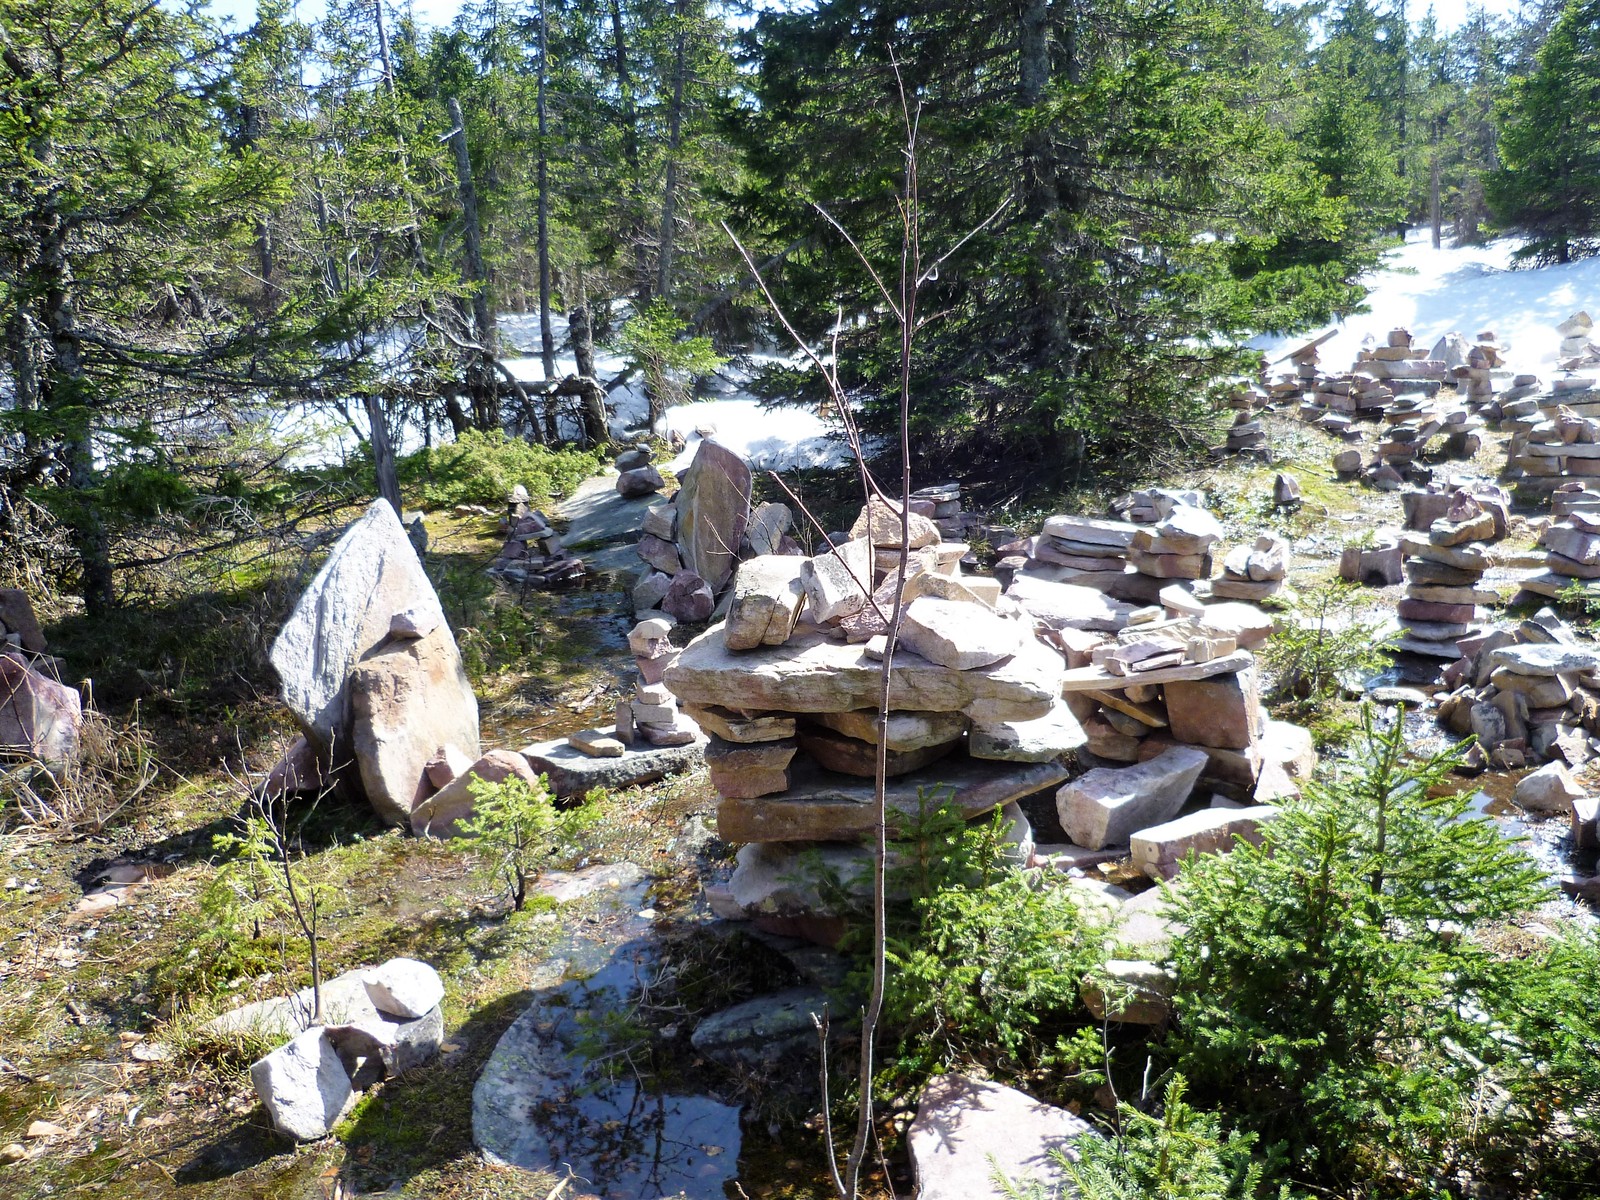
[618,298,727,413]
[1165,708,1555,1193]
[1258,580,1391,713]
[1039,1075,1284,1200]
[397,429,600,510]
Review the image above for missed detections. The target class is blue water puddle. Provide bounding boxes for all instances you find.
[473,885,743,1198]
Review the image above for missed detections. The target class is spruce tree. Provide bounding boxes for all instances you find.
[1488,0,1600,263]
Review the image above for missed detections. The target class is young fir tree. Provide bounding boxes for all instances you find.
[1487,0,1600,264]
[1164,710,1561,1193]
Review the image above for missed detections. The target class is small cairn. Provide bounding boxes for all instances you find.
[1520,499,1600,605]
[1213,386,1273,460]
[1212,534,1292,603]
[1392,490,1496,658]
[489,487,585,586]
[1557,311,1599,371]
[614,444,667,498]
[1435,608,1600,772]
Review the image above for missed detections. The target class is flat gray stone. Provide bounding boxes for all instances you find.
[908,1073,1093,1200]
[1486,643,1600,676]
[689,987,830,1073]
[900,596,1026,670]
[1041,514,1137,548]
[724,555,806,650]
[969,701,1087,761]
[1057,746,1209,850]
[716,755,1069,843]
[1130,805,1279,879]
[1005,575,1133,631]
[250,1028,353,1141]
[521,733,706,798]
[556,473,659,574]
[665,624,1062,722]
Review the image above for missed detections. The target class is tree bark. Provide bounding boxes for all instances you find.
[536,0,556,380]
[571,265,597,379]
[447,95,500,430]
[609,0,651,304]
[657,0,689,300]
[364,392,402,514]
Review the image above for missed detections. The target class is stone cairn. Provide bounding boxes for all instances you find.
[0,588,82,775]
[488,485,584,587]
[1214,384,1273,460]
[1503,315,1600,502]
[633,439,784,625]
[1435,607,1600,774]
[614,443,667,499]
[1391,490,1498,658]
[1520,486,1600,604]
[668,497,1077,931]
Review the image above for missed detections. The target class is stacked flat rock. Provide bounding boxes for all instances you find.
[1507,402,1600,496]
[1048,618,1314,807]
[673,501,1082,929]
[1127,504,1222,582]
[1357,326,1449,386]
[1519,508,1600,605]
[1270,329,1334,402]
[1017,513,1149,601]
[1392,491,1496,658]
[1435,611,1600,771]
[1216,409,1269,459]
[910,482,981,542]
[1557,311,1600,371]
[488,505,584,586]
[632,439,763,623]
[1212,534,1291,602]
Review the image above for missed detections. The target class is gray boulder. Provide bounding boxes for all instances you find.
[250,1027,353,1141]
[1056,746,1209,849]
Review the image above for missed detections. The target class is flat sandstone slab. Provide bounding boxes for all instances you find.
[1059,649,1253,692]
[715,755,1068,842]
[521,733,707,798]
[665,624,1062,721]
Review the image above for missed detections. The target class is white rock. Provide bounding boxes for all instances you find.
[899,596,1024,670]
[363,958,445,1020]
[969,701,1087,761]
[250,1028,353,1141]
[908,1074,1093,1200]
[1513,761,1585,814]
[800,539,873,623]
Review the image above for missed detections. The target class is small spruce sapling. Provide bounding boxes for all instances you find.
[453,773,594,912]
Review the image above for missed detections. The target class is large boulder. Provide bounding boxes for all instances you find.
[0,589,47,653]
[269,501,478,821]
[250,1027,353,1141]
[673,440,752,592]
[908,1073,1094,1200]
[270,500,465,750]
[1056,746,1209,849]
[410,749,541,838]
[0,652,82,770]
[348,634,481,825]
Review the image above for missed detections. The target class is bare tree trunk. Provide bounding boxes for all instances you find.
[536,0,556,380]
[571,265,597,380]
[1430,137,1442,249]
[447,95,500,430]
[610,0,651,304]
[364,393,402,514]
[657,0,689,300]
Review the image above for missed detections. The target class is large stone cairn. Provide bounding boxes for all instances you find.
[1392,489,1499,659]
[669,496,1077,929]
[1521,487,1600,604]
[1504,315,1600,501]
[487,485,584,587]
[1436,608,1600,773]
[633,439,774,624]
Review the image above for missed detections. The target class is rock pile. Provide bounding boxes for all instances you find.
[225,957,446,1140]
[1392,490,1496,658]
[633,439,764,623]
[487,492,585,587]
[1521,504,1600,605]
[1436,610,1600,771]
[268,500,481,826]
[613,444,666,498]
[1011,497,1223,605]
[1557,311,1600,371]
[0,589,82,775]
[1212,534,1292,603]
[672,506,1082,931]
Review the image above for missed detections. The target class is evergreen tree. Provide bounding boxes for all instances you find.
[1487,0,1600,264]
[736,0,1360,489]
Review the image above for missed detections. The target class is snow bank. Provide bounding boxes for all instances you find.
[1252,230,1600,376]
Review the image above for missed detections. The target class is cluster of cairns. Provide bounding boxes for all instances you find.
[999,488,1291,609]
[0,588,82,775]
[487,484,584,587]
[1306,327,1497,490]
